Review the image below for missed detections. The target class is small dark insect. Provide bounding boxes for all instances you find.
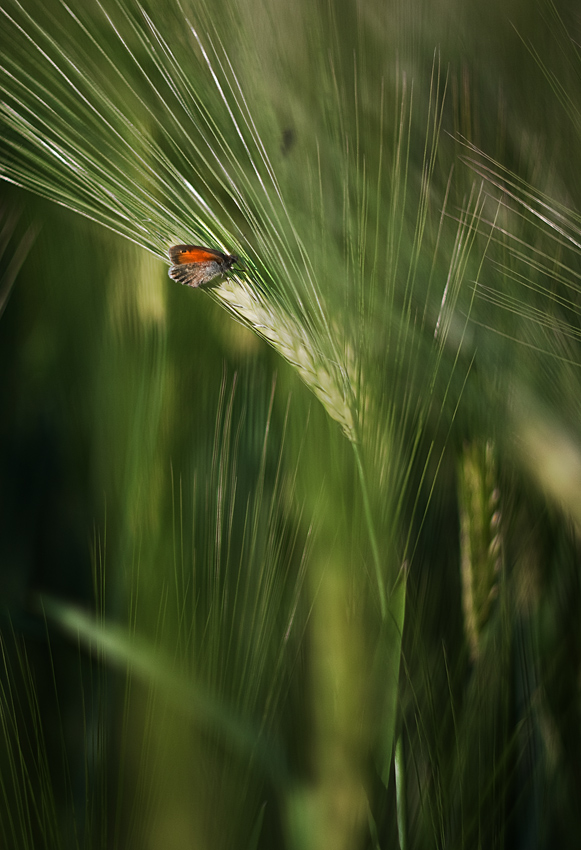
[168,245,239,288]
[280,127,295,156]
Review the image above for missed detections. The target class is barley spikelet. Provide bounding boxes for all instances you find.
[458,439,502,661]
[216,275,356,440]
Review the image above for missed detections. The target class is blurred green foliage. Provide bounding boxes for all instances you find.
[2,1,581,849]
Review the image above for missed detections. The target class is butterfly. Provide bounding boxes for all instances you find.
[168,245,239,288]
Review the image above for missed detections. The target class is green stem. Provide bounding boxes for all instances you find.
[352,441,386,620]
[352,442,407,847]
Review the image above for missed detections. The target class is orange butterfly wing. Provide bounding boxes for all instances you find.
[169,245,227,265]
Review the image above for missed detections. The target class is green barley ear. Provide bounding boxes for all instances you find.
[0,0,357,432]
[0,2,474,439]
[215,275,356,439]
[458,439,502,661]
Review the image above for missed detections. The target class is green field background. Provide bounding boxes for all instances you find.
[2,1,581,848]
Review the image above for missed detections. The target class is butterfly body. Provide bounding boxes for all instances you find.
[168,245,239,288]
